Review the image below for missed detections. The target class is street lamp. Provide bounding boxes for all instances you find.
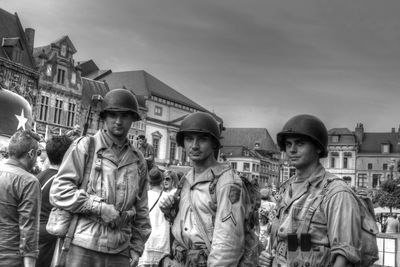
[82,94,103,136]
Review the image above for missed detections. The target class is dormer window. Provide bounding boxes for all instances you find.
[381,143,390,153]
[61,44,67,57]
[2,37,23,63]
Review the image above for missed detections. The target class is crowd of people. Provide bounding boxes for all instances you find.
[0,88,381,267]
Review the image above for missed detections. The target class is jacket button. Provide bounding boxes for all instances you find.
[280,227,284,232]
[184,227,188,231]
[293,262,299,267]
[305,263,310,267]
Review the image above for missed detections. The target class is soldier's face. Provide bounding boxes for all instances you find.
[284,136,320,170]
[184,133,215,163]
[104,111,134,138]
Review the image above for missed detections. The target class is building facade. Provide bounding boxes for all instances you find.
[321,128,358,186]
[220,128,280,187]
[0,9,39,117]
[354,123,400,189]
[33,36,109,138]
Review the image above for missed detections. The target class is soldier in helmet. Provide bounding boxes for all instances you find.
[50,89,151,267]
[259,114,362,267]
[159,112,251,266]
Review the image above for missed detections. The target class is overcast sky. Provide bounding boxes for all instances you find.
[3,0,400,140]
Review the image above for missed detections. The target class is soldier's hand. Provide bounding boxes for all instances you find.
[100,203,120,224]
[159,194,175,213]
[129,250,140,267]
[259,250,274,267]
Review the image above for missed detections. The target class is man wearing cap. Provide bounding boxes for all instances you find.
[259,114,363,267]
[50,89,151,267]
[0,130,41,267]
[136,135,155,170]
[159,112,254,266]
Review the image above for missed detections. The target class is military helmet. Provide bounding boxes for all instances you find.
[100,89,140,120]
[176,112,221,148]
[0,88,33,139]
[276,114,328,157]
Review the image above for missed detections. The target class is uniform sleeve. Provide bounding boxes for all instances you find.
[49,137,102,215]
[208,173,245,266]
[18,177,41,258]
[324,190,361,264]
[130,158,151,255]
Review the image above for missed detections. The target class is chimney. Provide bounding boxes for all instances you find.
[355,123,364,144]
[25,28,35,55]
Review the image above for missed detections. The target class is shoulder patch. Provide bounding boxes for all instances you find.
[229,185,241,204]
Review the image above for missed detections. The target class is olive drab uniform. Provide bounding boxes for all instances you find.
[170,163,248,266]
[271,164,361,267]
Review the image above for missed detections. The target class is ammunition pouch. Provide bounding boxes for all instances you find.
[172,241,208,267]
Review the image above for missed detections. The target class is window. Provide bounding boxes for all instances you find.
[358,173,367,188]
[332,135,339,143]
[128,134,135,145]
[71,72,76,84]
[67,102,76,127]
[367,163,373,170]
[243,163,250,172]
[152,138,160,158]
[57,68,66,84]
[60,45,67,57]
[343,157,348,169]
[53,99,63,124]
[169,142,176,162]
[181,149,187,163]
[46,64,52,77]
[88,111,94,128]
[382,144,390,153]
[372,174,381,188]
[231,162,237,170]
[39,95,49,121]
[330,157,336,168]
[383,163,388,170]
[154,106,163,116]
[252,164,257,172]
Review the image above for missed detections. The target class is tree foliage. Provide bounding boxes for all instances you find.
[373,178,400,211]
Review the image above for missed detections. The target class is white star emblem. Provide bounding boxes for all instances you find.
[15,109,28,131]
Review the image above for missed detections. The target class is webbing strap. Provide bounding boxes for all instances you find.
[297,173,329,237]
[59,136,96,265]
[187,177,212,255]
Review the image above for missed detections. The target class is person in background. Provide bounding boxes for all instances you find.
[36,135,72,267]
[137,135,155,170]
[138,167,172,267]
[163,169,179,193]
[0,130,41,267]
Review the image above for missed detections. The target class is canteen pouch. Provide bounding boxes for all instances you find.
[46,207,72,237]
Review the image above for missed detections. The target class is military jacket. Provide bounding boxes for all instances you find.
[171,163,246,266]
[272,165,361,267]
